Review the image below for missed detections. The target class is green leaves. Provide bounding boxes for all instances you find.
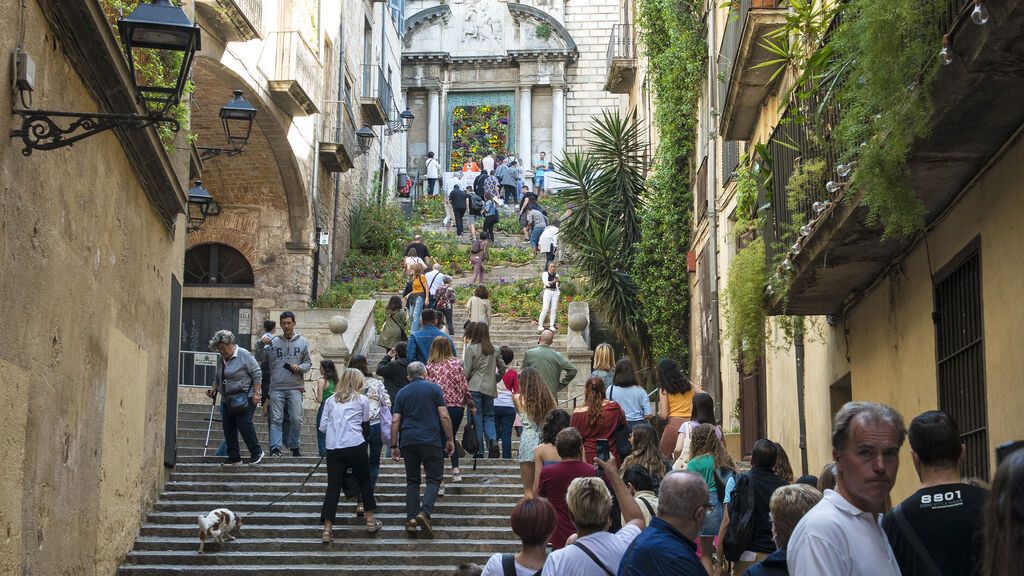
[723,237,768,366]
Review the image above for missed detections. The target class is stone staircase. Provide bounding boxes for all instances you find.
[117,405,524,575]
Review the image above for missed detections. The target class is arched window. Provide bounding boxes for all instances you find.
[184,244,254,286]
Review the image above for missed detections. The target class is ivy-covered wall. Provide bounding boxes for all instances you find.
[635,0,707,365]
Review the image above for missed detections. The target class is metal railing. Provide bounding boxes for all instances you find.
[695,157,709,224]
[322,99,357,147]
[361,63,394,117]
[266,31,323,112]
[232,0,263,38]
[716,0,784,114]
[179,350,222,388]
[606,23,636,71]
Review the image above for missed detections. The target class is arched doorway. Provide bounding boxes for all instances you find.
[180,244,257,386]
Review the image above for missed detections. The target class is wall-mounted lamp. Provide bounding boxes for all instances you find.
[197,90,259,160]
[186,180,220,232]
[355,124,375,155]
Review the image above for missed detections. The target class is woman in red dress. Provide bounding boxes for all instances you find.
[569,377,627,464]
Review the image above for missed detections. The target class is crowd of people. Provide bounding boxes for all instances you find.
[205,307,1023,576]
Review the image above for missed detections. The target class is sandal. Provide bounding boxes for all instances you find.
[366,519,383,533]
[321,529,333,543]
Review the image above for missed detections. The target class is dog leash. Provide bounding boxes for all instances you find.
[243,456,325,517]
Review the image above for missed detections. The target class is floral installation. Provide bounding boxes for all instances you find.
[450,105,511,170]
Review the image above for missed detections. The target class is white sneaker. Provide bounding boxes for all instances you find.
[438,483,446,498]
[453,469,462,482]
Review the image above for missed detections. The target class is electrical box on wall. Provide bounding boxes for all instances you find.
[13,50,35,93]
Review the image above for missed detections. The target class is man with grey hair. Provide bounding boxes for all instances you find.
[205,330,264,465]
[522,330,577,398]
[788,401,906,575]
[390,361,455,538]
[619,470,710,575]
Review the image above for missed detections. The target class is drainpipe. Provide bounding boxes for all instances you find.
[795,321,809,475]
[330,16,346,284]
[706,2,723,421]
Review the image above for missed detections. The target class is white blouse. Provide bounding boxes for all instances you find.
[318,394,370,450]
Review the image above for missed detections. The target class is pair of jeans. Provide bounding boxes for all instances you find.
[401,443,444,519]
[529,225,546,249]
[321,444,376,523]
[436,307,454,338]
[427,178,438,196]
[316,403,327,457]
[453,208,466,236]
[409,294,425,334]
[368,422,383,489]
[222,401,261,459]
[502,185,517,205]
[269,388,303,450]
[446,406,465,468]
[470,391,496,456]
[215,402,228,456]
[493,405,517,458]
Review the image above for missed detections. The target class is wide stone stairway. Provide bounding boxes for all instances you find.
[118,403,526,575]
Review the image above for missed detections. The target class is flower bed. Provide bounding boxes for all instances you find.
[455,277,579,325]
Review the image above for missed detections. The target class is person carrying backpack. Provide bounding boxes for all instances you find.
[466,185,483,240]
[719,439,789,574]
[482,192,500,240]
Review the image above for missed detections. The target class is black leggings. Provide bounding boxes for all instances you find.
[483,215,498,239]
[321,444,376,522]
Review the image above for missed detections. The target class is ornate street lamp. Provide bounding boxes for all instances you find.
[356,124,376,155]
[198,90,259,160]
[400,106,415,131]
[9,0,199,155]
[186,181,220,232]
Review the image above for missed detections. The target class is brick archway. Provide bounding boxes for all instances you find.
[185,227,260,275]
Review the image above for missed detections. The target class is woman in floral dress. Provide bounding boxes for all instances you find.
[513,367,557,497]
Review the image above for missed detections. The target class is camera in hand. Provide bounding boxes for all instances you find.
[283,362,293,372]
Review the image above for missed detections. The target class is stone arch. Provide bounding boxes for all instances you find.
[191,55,311,245]
[184,243,256,286]
[403,4,451,43]
[185,227,259,273]
[506,4,578,53]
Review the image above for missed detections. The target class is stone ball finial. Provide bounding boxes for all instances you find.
[568,311,589,332]
[328,315,349,335]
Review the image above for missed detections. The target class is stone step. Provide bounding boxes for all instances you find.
[164,481,523,497]
[128,536,517,553]
[123,550,508,567]
[118,563,489,575]
[138,523,518,540]
[171,460,519,472]
[145,511,511,527]
[154,500,515,514]
[165,471,523,483]
[159,492,523,505]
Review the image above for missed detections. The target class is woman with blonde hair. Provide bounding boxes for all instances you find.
[590,343,615,388]
[426,336,472,484]
[513,367,557,497]
[319,368,380,542]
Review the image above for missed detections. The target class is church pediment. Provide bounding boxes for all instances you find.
[403,0,577,60]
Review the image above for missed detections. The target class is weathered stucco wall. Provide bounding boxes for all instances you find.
[0,4,185,575]
[846,134,1024,500]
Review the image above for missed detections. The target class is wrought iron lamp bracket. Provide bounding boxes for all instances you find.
[9,108,179,156]
[196,146,244,161]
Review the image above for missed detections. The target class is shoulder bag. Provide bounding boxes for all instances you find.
[892,503,943,576]
[571,541,615,576]
[221,359,253,416]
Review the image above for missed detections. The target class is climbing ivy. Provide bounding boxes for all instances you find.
[723,237,767,363]
[634,0,707,365]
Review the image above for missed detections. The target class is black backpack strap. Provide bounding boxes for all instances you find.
[639,495,655,517]
[572,541,615,576]
[501,553,517,576]
[892,503,943,576]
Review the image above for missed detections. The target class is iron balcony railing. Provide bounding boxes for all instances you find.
[716,0,784,115]
[361,63,394,118]
[322,100,357,147]
[266,31,323,112]
[232,0,263,38]
[606,23,636,70]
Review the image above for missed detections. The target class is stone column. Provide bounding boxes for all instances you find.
[551,86,565,161]
[519,86,532,166]
[427,89,440,158]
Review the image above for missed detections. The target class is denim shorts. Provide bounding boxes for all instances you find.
[700,496,724,537]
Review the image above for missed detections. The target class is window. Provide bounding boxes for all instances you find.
[184,244,254,286]
[933,243,988,480]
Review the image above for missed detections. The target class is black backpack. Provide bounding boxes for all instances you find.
[469,193,484,214]
[722,472,755,562]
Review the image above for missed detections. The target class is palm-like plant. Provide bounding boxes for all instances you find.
[556,110,653,376]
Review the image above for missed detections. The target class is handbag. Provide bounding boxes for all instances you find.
[462,416,481,457]
[221,358,252,416]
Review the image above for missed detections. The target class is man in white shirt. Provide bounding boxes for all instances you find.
[424,263,445,308]
[482,153,495,173]
[425,151,440,196]
[538,221,559,266]
[787,401,906,576]
[543,457,646,576]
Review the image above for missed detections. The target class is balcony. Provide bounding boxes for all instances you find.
[195,0,264,42]
[604,24,637,94]
[763,0,1024,315]
[319,103,358,173]
[360,64,393,126]
[264,32,322,116]
[717,0,787,141]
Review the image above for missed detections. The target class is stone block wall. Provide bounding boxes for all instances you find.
[563,0,624,148]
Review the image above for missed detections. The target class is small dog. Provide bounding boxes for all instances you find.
[197,508,242,553]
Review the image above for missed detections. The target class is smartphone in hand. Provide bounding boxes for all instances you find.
[283,362,294,372]
[595,438,610,477]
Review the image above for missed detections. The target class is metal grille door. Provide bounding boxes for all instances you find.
[934,249,988,480]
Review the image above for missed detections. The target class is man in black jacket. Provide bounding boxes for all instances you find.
[720,439,789,574]
[377,341,410,404]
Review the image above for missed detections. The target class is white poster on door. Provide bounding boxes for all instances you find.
[238,308,252,335]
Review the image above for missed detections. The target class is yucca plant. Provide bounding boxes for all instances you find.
[557,110,653,377]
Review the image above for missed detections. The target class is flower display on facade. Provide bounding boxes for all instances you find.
[450,105,511,170]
